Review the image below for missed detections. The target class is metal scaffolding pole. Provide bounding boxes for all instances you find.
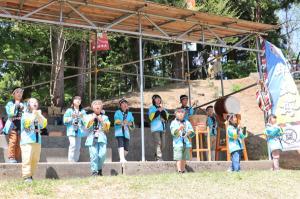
[89,32,92,103]
[186,50,192,107]
[0,13,264,53]
[256,37,263,80]
[138,13,145,162]
[256,36,270,160]
[219,47,224,96]
[94,31,98,100]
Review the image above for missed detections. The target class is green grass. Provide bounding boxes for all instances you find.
[1,171,300,199]
[231,84,242,92]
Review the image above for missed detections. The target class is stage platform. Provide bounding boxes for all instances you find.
[0,160,272,180]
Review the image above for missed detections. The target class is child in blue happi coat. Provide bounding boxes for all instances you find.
[170,108,195,173]
[179,95,194,121]
[264,114,284,171]
[84,100,110,176]
[21,98,47,182]
[206,106,217,161]
[63,96,87,162]
[148,94,169,161]
[227,114,247,172]
[114,98,135,163]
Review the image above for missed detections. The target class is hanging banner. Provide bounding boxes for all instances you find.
[91,32,110,51]
[264,40,300,151]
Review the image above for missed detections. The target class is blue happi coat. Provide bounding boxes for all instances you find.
[264,124,283,152]
[20,111,47,145]
[170,119,195,148]
[114,110,135,139]
[3,101,26,134]
[63,108,87,137]
[181,106,194,121]
[148,105,169,133]
[207,115,218,136]
[227,125,247,153]
[84,113,110,147]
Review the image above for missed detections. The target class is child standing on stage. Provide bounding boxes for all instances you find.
[264,114,284,171]
[114,98,135,163]
[179,95,194,121]
[3,87,26,163]
[227,114,247,172]
[84,100,110,176]
[148,94,169,161]
[206,106,217,161]
[170,108,195,173]
[63,96,86,162]
[21,98,47,182]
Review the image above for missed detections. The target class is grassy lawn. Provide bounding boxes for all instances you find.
[0,170,299,199]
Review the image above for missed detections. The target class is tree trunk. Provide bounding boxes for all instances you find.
[129,38,140,91]
[172,44,184,79]
[50,27,66,108]
[22,64,33,99]
[76,39,87,99]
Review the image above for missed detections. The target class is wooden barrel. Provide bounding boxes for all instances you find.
[189,115,207,131]
[214,96,240,123]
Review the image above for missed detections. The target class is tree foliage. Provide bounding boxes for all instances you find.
[0,0,298,107]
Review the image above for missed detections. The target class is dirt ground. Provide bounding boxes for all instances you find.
[104,73,265,135]
[104,76,300,163]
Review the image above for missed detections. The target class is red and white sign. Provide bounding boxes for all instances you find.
[186,0,196,10]
[91,33,110,51]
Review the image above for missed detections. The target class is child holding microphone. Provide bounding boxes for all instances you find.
[227,114,247,172]
[170,108,195,173]
[21,98,47,182]
[264,114,284,171]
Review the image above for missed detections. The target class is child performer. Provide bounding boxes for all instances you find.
[206,106,217,161]
[3,87,26,163]
[264,114,284,171]
[227,114,247,172]
[63,96,86,162]
[148,94,169,161]
[114,98,135,163]
[179,95,194,121]
[170,108,195,173]
[84,100,110,176]
[20,98,47,182]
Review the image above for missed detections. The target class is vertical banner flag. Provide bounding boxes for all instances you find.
[91,32,110,51]
[263,40,300,151]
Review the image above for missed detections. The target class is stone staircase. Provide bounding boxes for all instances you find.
[0,127,174,163]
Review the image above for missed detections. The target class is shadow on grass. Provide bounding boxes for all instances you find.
[46,167,59,179]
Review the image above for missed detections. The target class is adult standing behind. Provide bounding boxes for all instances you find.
[63,96,86,162]
[148,94,169,161]
[179,95,194,121]
[3,87,26,163]
[114,98,135,163]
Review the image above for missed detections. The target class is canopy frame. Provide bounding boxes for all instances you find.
[0,0,274,161]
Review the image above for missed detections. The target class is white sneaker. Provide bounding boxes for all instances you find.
[24,177,33,183]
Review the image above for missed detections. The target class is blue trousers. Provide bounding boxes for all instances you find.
[89,142,106,173]
[231,150,242,172]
